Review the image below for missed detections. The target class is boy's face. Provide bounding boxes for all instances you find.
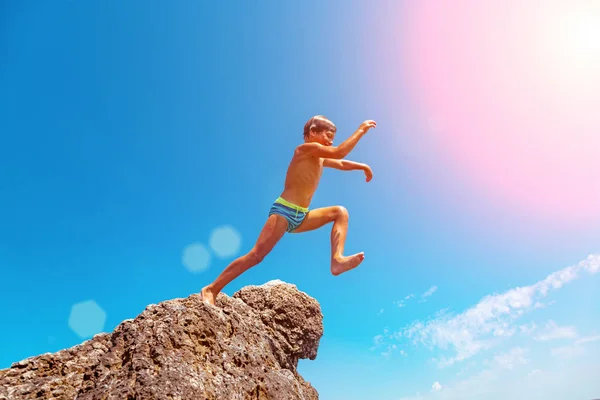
[312,129,336,146]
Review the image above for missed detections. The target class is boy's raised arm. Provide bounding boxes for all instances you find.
[297,120,376,159]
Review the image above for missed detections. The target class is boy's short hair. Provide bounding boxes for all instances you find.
[303,115,336,139]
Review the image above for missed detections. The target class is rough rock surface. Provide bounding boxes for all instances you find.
[0,280,323,400]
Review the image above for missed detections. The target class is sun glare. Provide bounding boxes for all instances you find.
[569,13,600,58]
[402,0,600,223]
[551,10,600,74]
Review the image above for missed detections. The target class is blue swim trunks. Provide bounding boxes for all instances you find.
[268,197,309,233]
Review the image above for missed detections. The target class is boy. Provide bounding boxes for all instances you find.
[200,115,376,305]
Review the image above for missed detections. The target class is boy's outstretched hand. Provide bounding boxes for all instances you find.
[363,164,373,182]
[359,120,377,133]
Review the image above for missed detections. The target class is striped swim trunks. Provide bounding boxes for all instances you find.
[268,197,309,233]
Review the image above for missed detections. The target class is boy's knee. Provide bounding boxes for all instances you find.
[248,248,266,265]
[334,206,349,220]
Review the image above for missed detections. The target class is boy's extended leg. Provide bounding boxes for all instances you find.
[292,206,364,276]
[200,214,288,305]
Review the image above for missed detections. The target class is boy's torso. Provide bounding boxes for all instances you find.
[279,151,324,209]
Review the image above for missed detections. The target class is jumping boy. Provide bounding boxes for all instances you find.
[200,115,376,305]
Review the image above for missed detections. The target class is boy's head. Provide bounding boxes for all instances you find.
[303,115,337,146]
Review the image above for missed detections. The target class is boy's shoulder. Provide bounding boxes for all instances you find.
[291,143,322,162]
[294,142,325,153]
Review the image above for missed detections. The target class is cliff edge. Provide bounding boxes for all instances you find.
[0,280,323,400]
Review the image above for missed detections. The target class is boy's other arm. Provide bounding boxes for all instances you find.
[323,159,373,182]
[323,159,365,171]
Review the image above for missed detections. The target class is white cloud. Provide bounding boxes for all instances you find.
[431,382,443,392]
[373,335,385,346]
[372,331,408,357]
[534,301,545,309]
[399,368,498,400]
[422,286,438,298]
[394,255,599,367]
[576,335,600,345]
[382,344,398,358]
[492,347,529,369]
[519,322,537,335]
[534,320,577,341]
[455,361,478,378]
[533,300,556,309]
[551,335,600,358]
[551,344,585,358]
[394,293,415,308]
[492,323,516,338]
[395,255,600,400]
[398,344,598,400]
[419,286,438,303]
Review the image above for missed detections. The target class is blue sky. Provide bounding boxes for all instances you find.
[1,2,599,399]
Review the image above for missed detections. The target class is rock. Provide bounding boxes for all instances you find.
[0,280,323,400]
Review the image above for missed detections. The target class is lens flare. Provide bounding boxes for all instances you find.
[402,0,600,224]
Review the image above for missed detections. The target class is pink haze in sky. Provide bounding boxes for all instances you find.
[403,0,600,224]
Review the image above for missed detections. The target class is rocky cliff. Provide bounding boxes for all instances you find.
[0,280,323,400]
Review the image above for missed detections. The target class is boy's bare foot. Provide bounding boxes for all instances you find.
[200,285,216,306]
[331,252,365,276]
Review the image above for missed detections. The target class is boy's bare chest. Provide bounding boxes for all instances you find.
[288,158,323,182]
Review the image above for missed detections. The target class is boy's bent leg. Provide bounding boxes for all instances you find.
[292,206,364,276]
[201,214,288,305]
